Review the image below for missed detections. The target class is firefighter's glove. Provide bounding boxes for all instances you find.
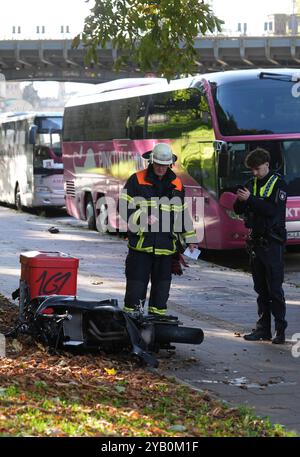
[171,252,188,275]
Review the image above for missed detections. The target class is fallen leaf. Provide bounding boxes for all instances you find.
[127,410,140,419]
[212,407,222,417]
[104,367,117,376]
[36,343,47,352]
[11,339,23,352]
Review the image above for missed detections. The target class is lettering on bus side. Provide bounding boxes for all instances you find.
[286,207,300,219]
[73,144,145,172]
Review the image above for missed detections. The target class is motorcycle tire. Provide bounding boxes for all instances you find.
[154,324,204,345]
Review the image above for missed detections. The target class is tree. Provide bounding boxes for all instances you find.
[73,0,223,80]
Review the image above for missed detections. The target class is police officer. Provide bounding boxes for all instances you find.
[234,147,288,344]
[119,143,198,316]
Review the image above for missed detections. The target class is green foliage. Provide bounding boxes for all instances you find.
[73,0,223,80]
[0,382,294,437]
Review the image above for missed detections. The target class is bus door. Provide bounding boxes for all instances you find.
[180,136,217,248]
[33,143,63,194]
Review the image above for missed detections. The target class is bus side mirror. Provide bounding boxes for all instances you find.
[218,151,230,178]
[214,141,229,178]
[219,191,236,210]
[29,125,38,145]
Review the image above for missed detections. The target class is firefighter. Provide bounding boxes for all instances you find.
[119,143,198,316]
[234,147,288,344]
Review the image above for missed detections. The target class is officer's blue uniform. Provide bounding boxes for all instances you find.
[234,171,288,340]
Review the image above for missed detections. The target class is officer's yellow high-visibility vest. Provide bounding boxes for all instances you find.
[253,174,278,198]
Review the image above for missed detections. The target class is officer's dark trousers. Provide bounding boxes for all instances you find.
[251,242,287,333]
[124,250,173,311]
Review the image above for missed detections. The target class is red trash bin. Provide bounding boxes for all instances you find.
[20,251,79,300]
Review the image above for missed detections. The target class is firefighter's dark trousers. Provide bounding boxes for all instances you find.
[124,249,173,313]
[251,242,287,333]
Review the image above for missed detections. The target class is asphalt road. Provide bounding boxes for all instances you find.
[0,204,300,434]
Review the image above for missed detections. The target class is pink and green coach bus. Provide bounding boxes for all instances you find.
[62,69,300,249]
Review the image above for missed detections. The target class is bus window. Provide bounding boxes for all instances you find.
[35,117,62,131]
[35,130,62,156]
[213,78,300,136]
[63,99,128,141]
[282,141,300,197]
[108,99,128,139]
[219,143,249,193]
[84,102,111,140]
[34,116,63,156]
[50,132,61,155]
[15,121,26,147]
[126,96,148,139]
[33,146,52,169]
[63,105,85,141]
[4,122,15,151]
[220,140,286,194]
[145,89,211,139]
[201,147,217,197]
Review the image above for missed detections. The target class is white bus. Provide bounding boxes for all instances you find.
[0,111,64,209]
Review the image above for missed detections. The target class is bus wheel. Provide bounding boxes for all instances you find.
[15,185,22,211]
[96,202,109,234]
[86,196,96,230]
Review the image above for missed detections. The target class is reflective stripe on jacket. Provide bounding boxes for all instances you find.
[252,174,279,198]
[119,165,198,255]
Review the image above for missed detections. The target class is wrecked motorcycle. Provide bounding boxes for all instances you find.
[8,295,204,367]
[8,251,204,367]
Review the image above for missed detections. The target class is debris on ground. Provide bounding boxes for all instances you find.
[48,226,60,234]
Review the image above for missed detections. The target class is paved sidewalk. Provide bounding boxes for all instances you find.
[0,205,299,434]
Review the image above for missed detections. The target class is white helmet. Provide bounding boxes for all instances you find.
[150,143,176,165]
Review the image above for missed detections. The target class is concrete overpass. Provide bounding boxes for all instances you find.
[1,36,300,83]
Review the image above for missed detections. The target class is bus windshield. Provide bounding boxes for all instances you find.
[220,140,300,197]
[213,78,300,135]
[35,116,62,156]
